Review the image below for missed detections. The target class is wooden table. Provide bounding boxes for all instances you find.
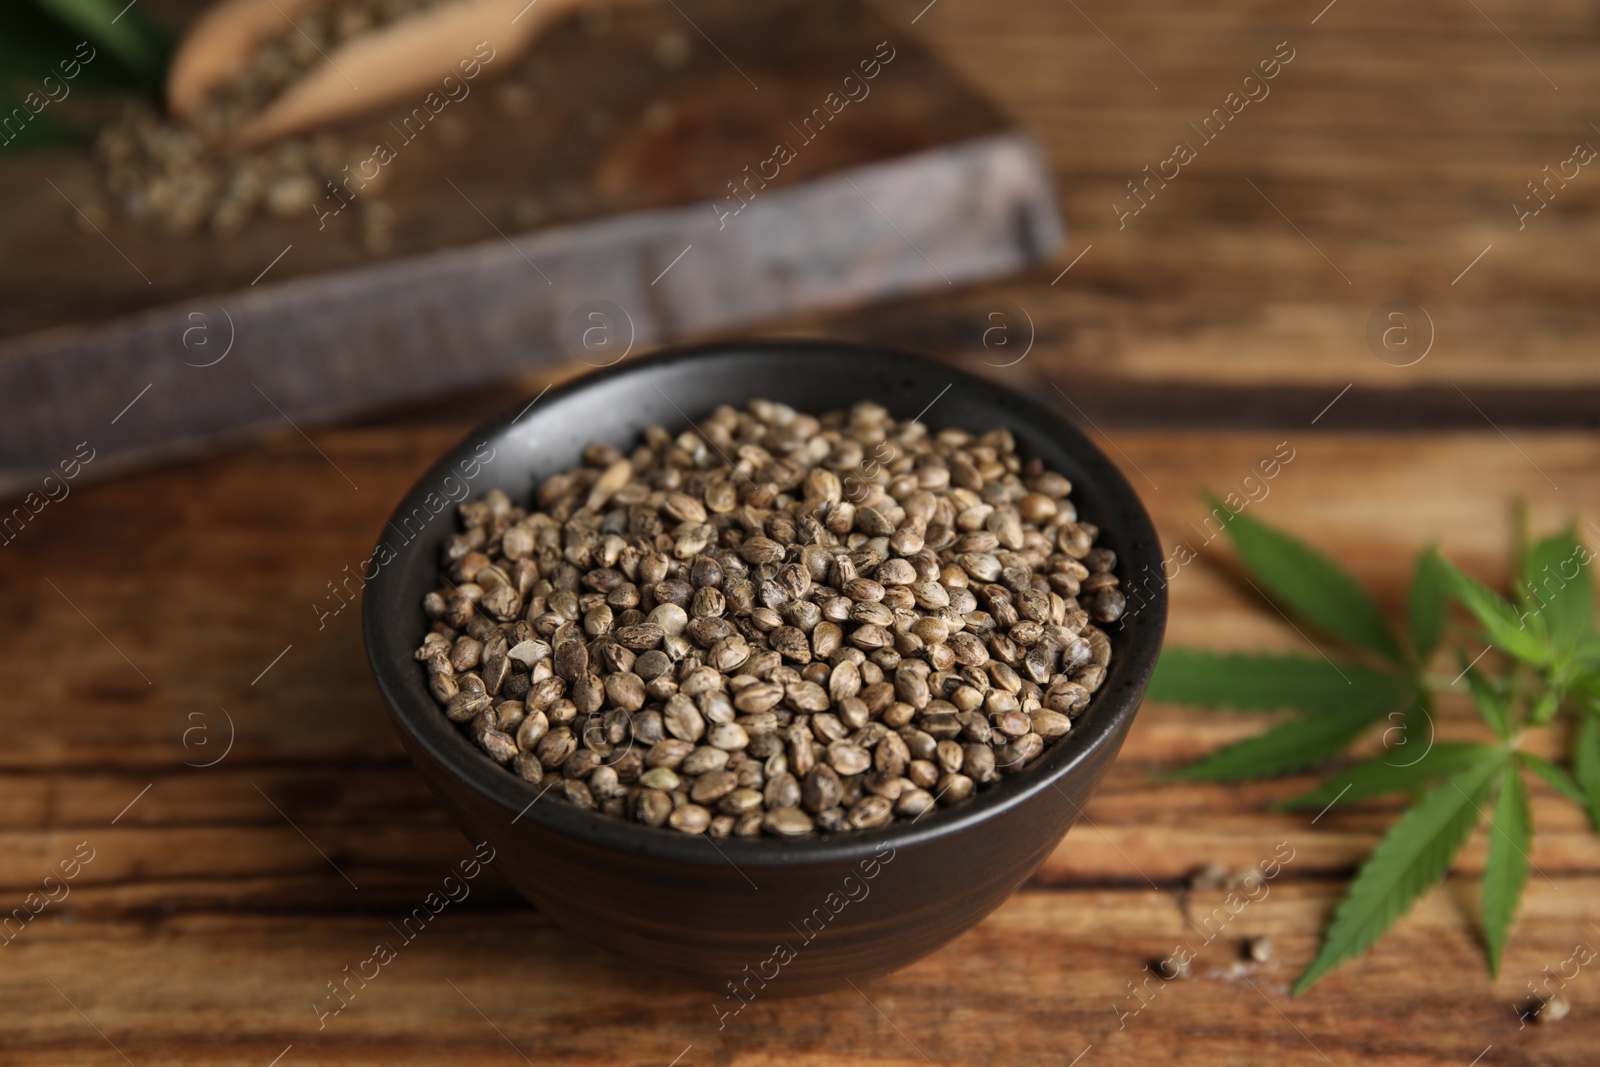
[3,0,1597,1063]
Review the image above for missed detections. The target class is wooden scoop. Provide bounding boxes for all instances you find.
[168,0,602,144]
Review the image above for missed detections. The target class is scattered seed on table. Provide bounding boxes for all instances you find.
[1158,951,1193,980]
[1536,993,1570,1025]
[1188,861,1229,892]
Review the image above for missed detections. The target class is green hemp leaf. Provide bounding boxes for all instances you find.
[1150,500,1595,992]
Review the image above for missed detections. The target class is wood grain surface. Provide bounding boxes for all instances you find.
[694,0,1600,424]
[4,0,1600,1061]
[1,359,1595,1064]
[833,0,1600,396]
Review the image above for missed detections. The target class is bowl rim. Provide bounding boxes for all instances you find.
[363,339,1166,868]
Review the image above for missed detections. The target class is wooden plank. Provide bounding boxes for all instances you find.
[1,884,1592,1065]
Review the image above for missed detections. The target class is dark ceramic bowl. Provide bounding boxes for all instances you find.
[363,341,1166,997]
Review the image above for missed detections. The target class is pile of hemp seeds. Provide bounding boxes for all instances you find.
[414,399,1123,837]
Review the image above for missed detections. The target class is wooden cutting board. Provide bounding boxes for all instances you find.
[0,0,1062,496]
[1,0,1009,338]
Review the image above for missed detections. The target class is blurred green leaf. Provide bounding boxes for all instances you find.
[1280,742,1494,810]
[1571,672,1600,712]
[1293,747,1507,994]
[1206,494,1403,664]
[0,0,166,134]
[1576,717,1600,833]
[1409,548,1450,664]
[1427,549,1549,666]
[1461,655,1513,739]
[0,3,90,85]
[1148,649,1406,714]
[1572,637,1600,672]
[27,0,173,87]
[1516,751,1587,808]
[1518,527,1594,652]
[1391,695,1437,772]
[1482,763,1531,977]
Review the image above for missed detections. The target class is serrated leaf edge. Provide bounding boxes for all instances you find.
[1292,748,1508,994]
